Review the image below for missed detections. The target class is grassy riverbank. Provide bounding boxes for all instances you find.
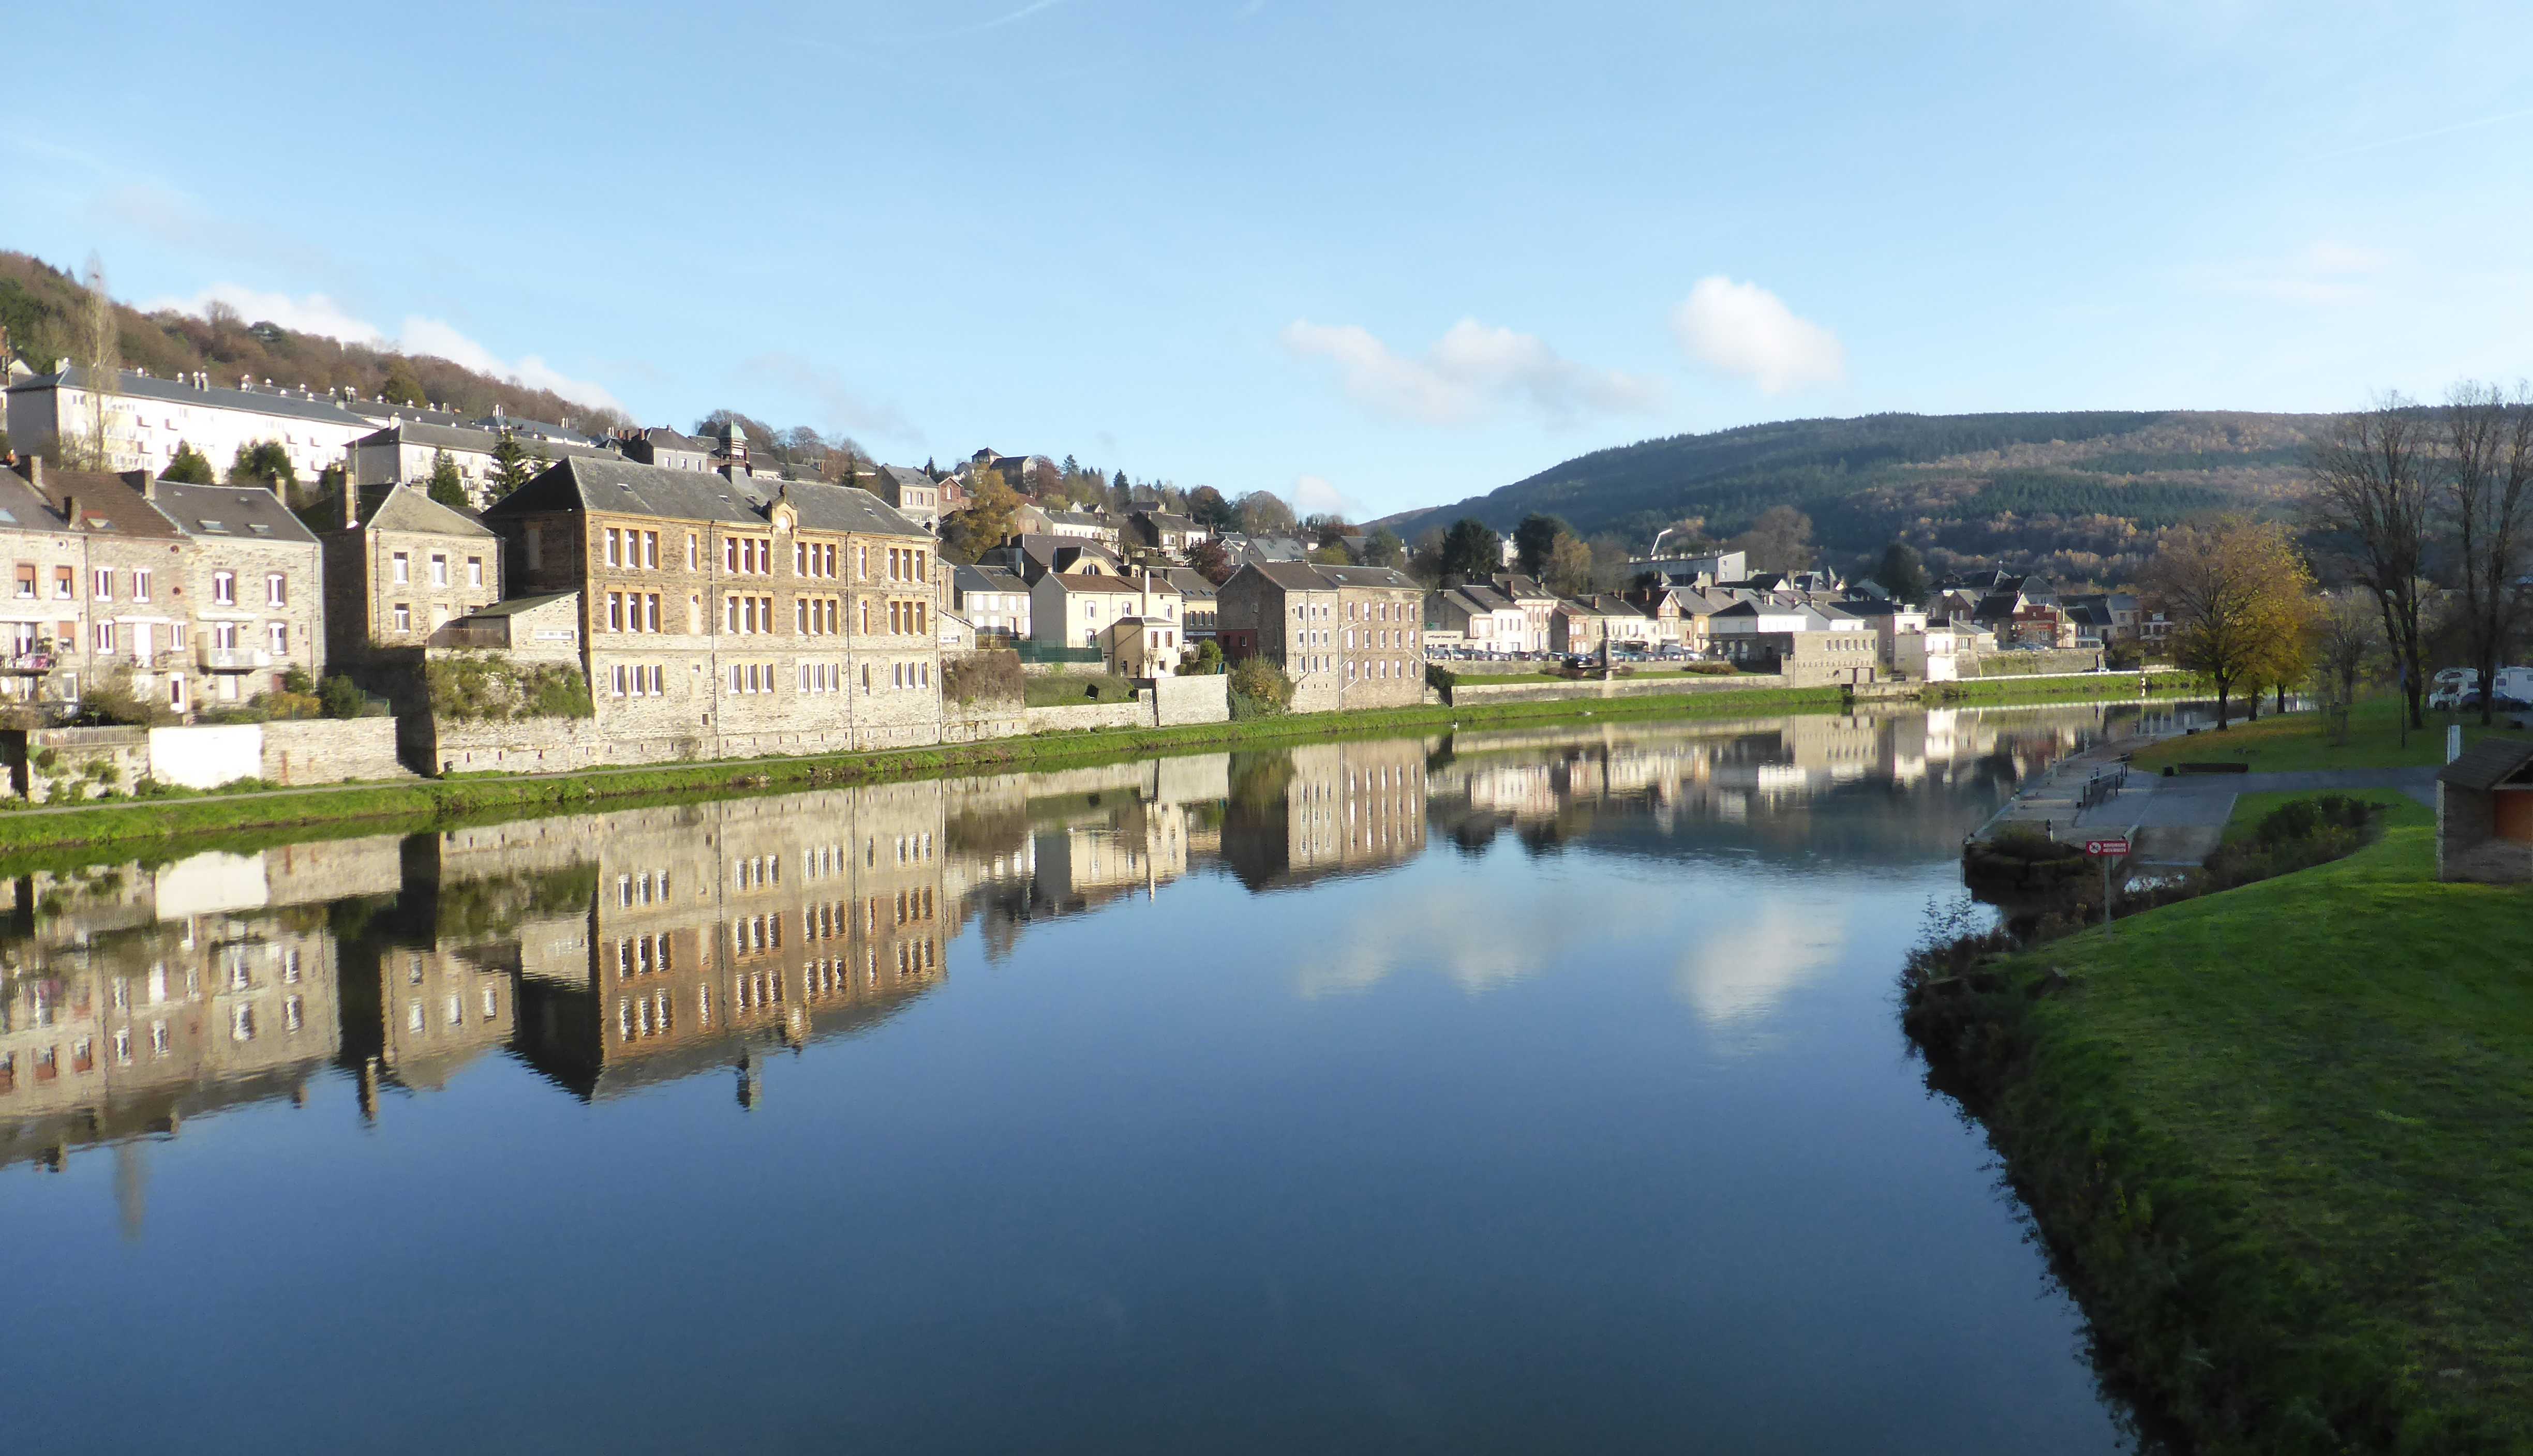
[2132,695,2508,774]
[1931,671,2204,707]
[0,684,1835,858]
[1910,799,2533,1452]
[0,668,2181,862]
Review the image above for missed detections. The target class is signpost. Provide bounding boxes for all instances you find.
[2085,836,2131,930]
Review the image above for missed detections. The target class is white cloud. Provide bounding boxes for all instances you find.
[1291,474,1350,517]
[1669,900,1847,1028]
[145,284,624,414]
[2193,239,2396,308]
[1668,276,1846,395]
[1281,317,1664,427]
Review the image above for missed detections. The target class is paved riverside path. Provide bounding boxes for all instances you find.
[2072,765,2439,867]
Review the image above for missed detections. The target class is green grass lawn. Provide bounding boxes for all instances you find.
[1982,801,2533,1448]
[2219,786,2422,843]
[2133,696,2517,774]
[1022,673,1139,707]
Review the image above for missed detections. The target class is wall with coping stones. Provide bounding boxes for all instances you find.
[1025,700,1149,734]
[1147,674,1228,726]
[260,719,409,785]
[1436,672,1797,706]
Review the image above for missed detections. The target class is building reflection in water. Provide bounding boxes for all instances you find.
[0,701,2148,1199]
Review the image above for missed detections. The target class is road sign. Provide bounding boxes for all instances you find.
[2083,837,2130,858]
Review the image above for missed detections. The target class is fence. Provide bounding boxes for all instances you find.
[1014,642,1104,664]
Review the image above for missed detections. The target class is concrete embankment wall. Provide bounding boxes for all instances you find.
[1023,676,1230,735]
[1,720,409,802]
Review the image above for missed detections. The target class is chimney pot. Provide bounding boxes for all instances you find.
[62,495,77,531]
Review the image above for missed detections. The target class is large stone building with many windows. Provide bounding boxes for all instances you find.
[484,457,945,756]
[1215,561,1425,712]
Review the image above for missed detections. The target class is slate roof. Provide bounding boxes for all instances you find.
[2437,737,2533,791]
[7,366,375,429]
[952,564,1026,598]
[18,467,181,538]
[1042,572,1145,595]
[1160,567,1217,598]
[880,464,935,491]
[1245,561,1335,593]
[458,591,579,618]
[315,483,495,538]
[1311,563,1419,592]
[484,457,930,539]
[0,471,69,535]
[357,419,614,461]
[149,480,321,545]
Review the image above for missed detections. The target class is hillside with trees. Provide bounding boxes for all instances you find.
[1383,410,2329,585]
[0,251,631,433]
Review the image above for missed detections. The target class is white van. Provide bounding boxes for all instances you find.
[2429,668,2481,710]
[2494,667,2533,709]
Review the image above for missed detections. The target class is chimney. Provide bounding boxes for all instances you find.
[343,476,359,531]
[61,495,77,531]
[25,457,41,492]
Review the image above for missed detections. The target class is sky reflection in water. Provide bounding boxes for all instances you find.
[0,705,2173,1454]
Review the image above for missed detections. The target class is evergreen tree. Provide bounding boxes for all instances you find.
[1111,469,1128,493]
[161,440,215,484]
[1364,527,1407,569]
[427,449,469,509]
[228,440,296,493]
[486,431,537,500]
[1439,518,1502,581]
[1872,541,1928,604]
[1513,513,1570,578]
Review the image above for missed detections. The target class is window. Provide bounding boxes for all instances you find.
[54,566,73,599]
[394,603,411,632]
[269,622,288,654]
[605,528,622,567]
[11,565,28,599]
[687,533,698,569]
[94,621,114,652]
[429,556,448,587]
[133,568,151,602]
[643,532,658,568]
[465,556,484,589]
[724,538,737,573]
[93,568,112,600]
[266,572,287,605]
[391,553,409,584]
[214,621,239,651]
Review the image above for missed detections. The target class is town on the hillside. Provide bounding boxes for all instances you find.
[0,359,2185,780]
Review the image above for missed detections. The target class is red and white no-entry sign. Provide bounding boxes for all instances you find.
[2084,837,2131,858]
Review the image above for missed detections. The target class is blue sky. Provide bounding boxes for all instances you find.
[8,1,2530,519]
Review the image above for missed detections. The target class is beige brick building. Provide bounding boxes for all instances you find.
[485,457,945,754]
[310,483,502,663]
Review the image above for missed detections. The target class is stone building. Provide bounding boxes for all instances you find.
[950,564,1030,642]
[441,592,583,663]
[2437,737,2533,883]
[147,479,326,706]
[308,483,502,662]
[1216,561,1424,711]
[873,465,941,533]
[349,420,613,506]
[484,456,945,755]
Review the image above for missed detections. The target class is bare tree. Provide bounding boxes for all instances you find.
[2310,590,2381,745]
[73,253,121,470]
[2439,380,2533,726]
[2305,395,2436,728]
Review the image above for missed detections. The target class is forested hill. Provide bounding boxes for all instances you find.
[0,251,621,433]
[1385,410,2328,581]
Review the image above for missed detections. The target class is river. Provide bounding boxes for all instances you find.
[0,703,2166,1453]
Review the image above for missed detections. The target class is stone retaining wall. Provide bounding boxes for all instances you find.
[943,700,1029,743]
[1148,674,1228,726]
[1437,671,1795,706]
[1026,701,1149,734]
[1,720,413,801]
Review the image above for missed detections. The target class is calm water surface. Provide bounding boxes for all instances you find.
[0,705,2167,1453]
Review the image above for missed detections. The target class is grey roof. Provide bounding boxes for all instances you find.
[880,464,934,491]
[952,564,1026,597]
[1160,567,1216,598]
[0,471,69,535]
[7,366,375,430]
[149,480,321,545]
[1453,582,1517,611]
[326,483,497,538]
[1046,509,1108,528]
[2439,737,2533,791]
[1313,563,1420,591]
[357,419,615,461]
[483,457,931,539]
[471,414,596,446]
[458,591,579,619]
[1246,561,1337,593]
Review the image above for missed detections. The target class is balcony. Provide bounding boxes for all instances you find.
[2,651,53,675]
[199,647,274,672]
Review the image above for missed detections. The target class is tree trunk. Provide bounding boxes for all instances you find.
[2214,682,2232,729]
[2245,689,2261,722]
[2276,682,2288,714]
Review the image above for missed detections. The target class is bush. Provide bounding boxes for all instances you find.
[319,674,369,719]
[64,669,177,727]
[426,652,594,721]
[1228,656,1293,716]
[943,650,1023,706]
